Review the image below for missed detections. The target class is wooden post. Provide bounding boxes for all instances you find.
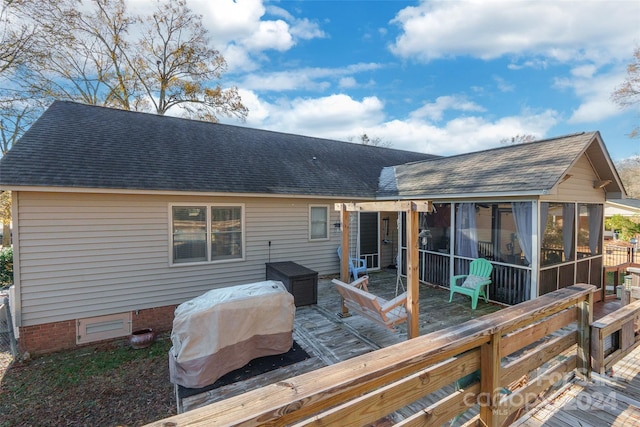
[479,332,501,427]
[576,290,593,380]
[406,209,419,339]
[340,205,351,316]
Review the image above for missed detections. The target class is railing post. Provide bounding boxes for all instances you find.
[577,290,593,380]
[479,331,501,427]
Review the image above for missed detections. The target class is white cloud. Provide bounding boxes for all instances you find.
[373,109,559,155]
[289,18,327,40]
[339,77,357,88]
[227,93,386,140]
[410,96,486,122]
[229,91,559,156]
[242,19,294,52]
[494,76,515,93]
[555,70,623,124]
[389,1,640,65]
[188,0,325,72]
[238,63,382,92]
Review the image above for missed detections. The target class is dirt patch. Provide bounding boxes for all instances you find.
[0,335,176,427]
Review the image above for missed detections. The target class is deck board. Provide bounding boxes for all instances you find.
[512,343,640,427]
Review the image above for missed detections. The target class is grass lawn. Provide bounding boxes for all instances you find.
[0,334,176,426]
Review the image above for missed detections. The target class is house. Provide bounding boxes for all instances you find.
[606,198,640,218]
[604,198,640,239]
[0,101,626,355]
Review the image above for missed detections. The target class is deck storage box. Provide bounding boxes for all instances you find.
[169,280,295,388]
[266,262,318,306]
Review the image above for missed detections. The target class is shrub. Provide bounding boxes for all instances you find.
[0,246,13,288]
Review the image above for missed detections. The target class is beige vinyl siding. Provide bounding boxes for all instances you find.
[16,192,344,327]
[541,154,605,203]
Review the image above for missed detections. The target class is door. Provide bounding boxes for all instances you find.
[359,212,380,269]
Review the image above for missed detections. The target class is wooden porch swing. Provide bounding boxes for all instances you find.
[335,201,432,339]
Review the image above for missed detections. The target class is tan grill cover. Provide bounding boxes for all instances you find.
[169,280,295,388]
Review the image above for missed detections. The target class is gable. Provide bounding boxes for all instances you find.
[379,131,625,200]
[542,154,604,203]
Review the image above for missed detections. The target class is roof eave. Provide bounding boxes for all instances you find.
[376,189,550,201]
[0,185,378,200]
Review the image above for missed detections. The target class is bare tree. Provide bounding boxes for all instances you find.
[0,0,40,153]
[611,45,640,138]
[500,134,537,145]
[130,0,247,121]
[10,0,246,121]
[0,0,36,75]
[616,156,640,198]
[348,133,391,148]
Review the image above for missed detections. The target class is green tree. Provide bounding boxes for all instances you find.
[605,214,640,242]
[611,45,640,138]
[0,190,11,247]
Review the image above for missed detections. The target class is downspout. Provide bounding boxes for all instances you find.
[10,191,21,332]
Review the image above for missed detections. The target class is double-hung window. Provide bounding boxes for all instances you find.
[309,205,329,240]
[171,204,244,264]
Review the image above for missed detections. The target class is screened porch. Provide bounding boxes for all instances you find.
[392,201,604,305]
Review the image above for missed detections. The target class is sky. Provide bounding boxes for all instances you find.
[137,0,640,161]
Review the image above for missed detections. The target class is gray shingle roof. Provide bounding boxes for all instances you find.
[378,132,603,198]
[0,101,437,197]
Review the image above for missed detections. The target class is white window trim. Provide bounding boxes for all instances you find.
[309,204,330,241]
[169,203,245,266]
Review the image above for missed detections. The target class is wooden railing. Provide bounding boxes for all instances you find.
[591,287,640,374]
[147,284,594,427]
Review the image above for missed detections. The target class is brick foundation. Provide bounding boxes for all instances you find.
[131,305,177,334]
[18,304,178,356]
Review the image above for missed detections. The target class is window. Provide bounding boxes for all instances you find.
[171,204,244,264]
[309,205,329,240]
[211,206,243,260]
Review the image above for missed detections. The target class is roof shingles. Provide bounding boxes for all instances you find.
[0,101,436,197]
[380,132,598,198]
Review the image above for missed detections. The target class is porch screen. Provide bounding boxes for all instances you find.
[455,203,478,258]
[512,202,532,266]
[578,203,603,258]
[541,202,576,266]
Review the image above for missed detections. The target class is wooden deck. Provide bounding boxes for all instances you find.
[512,343,640,426]
[177,270,640,427]
[180,269,503,413]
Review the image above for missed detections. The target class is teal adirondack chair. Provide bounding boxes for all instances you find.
[337,246,367,281]
[449,258,493,310]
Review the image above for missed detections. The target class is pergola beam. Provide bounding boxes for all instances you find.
[335,201,432,213]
